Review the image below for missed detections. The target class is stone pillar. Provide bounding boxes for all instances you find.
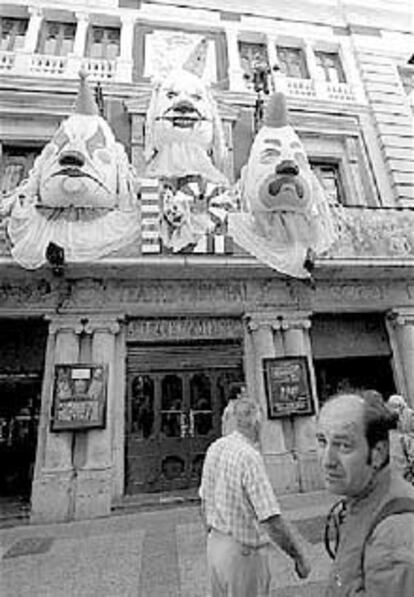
[244,313,298,494]
[386,308,414,407]
[72,316,123,520]
[266,34,278,93]
[116,14,135,83]
[14,6,43,74]
[280,311,322,492]
[223,24,244,91]
[31,317,82,524]
[303,40,327,99]
[66,12,89,77]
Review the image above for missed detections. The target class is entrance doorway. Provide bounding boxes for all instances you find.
[314,355,396,406]
[0,318,47,498]
[125,341,244,493]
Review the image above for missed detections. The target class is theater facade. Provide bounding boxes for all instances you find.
[0,0,413,523]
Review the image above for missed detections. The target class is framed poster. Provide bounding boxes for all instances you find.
[51,364,107,431]
[263,357,314,418]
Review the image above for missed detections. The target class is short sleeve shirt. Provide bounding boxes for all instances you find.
[199,431,280,547]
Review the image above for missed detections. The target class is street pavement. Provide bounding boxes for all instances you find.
[0,491,336,597]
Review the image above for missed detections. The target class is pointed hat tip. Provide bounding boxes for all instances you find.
[263,92,288,127]
[74,69,99,116]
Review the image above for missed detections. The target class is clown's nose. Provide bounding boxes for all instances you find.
[174,100,195,113]
[276,160,299,176]
[59,151,85,168]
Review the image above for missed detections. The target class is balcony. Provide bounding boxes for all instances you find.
[30,53,67,77]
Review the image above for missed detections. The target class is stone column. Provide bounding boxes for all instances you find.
[386,308,414,407]
[116,14,135,83]
[31,317,82,523]
[223,24,244,91]
[266,34,278,93]
[72,316,123,520]
[303,40,326,99]
[280,311,322,491]
[14,6,43,74]
[244,313,298,493]
[66,12,89,77]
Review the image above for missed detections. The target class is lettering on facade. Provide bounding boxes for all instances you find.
[127,317,243,340]
[326,284,383,302]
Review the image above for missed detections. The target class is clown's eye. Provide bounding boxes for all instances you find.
[260,148,281,163]
[166,90,178,99]
[53,128,70,151]
[86,126,106,157]
[190,93,202,101]
[294,153,307,169]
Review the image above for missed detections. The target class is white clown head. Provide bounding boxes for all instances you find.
[228,92,337,278]
[1,72,140,269]
[145,40,227,184]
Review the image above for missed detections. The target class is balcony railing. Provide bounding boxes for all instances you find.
[81,58,116,81]
[30,53,67,77]
[326,81,355,102]
[0,51,15,72]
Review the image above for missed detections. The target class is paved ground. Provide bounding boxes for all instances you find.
[0,491,336,596]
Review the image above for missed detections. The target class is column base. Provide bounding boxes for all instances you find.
[73,467,112,520]
[30,468,74,524]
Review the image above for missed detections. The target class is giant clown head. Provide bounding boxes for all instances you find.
[145,64,227,184]
[1,72,140,269]
[229,92,337,278]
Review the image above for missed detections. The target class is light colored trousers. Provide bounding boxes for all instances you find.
[207,529,271,597]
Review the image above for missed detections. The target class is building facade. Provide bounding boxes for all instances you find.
[0,0,413,523]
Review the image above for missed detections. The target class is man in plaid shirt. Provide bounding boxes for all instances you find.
[199,397,310,596]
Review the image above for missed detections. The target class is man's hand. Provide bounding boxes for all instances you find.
[294,554,311,579]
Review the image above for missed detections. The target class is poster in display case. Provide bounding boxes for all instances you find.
[263,357,314,418]
[51,364,107,431]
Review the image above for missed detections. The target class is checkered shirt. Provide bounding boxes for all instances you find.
[199,431,280,547]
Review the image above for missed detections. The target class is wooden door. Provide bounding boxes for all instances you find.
[125,343,244,494]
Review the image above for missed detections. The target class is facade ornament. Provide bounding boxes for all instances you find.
[144,39,237,253]
[0,71,141,269]
[228,92,337,278]
[387,308,414,327]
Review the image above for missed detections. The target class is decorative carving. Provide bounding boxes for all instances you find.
[326,284,383,302]
[328,206,414,258]
[387,308,414,327]
[127,317,243,341]
[0,280,58,307]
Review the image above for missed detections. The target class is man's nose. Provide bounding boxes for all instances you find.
[276,159,299,176]
[323,443,339,468]
[58,150,85,168]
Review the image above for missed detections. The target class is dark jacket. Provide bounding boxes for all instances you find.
[325,467,414,597]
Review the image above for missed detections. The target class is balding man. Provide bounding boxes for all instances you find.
[317,390,414,597]
[199,397,310,597]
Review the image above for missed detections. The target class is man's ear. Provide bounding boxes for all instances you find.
[371,440,389,470]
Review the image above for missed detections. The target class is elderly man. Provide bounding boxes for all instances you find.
[316,390,414,597]
[199,397,310,596]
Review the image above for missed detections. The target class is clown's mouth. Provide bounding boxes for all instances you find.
[268,175,304,199]
[52,168,107,190]
[160,115,203,129]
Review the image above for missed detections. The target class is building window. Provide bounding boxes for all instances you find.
[0,147,42,196]
[276,46,309,78]
[310,161,344,205]
[314,51,346,83]
[87,26,120,60]
[238,41,270,87]
[37,21,76,56]
[0,17,28,51]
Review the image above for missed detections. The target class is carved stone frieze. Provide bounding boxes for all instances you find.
[0,279,58,309]
[322,283,384,303]
[127,317,243,341]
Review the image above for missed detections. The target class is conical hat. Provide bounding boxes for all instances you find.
[74,70,99,116]
[182,38,208,78]
[263,92,288,127]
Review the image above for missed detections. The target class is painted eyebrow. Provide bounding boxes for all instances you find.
[264,139,282,146]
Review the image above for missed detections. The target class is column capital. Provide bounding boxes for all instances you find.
[83,316,124,336]
[75,12,90,23]
[280,312,312,331]
[28,6,43,18]
[387,308,414,327]
[120,12,137,26]
[244,312,282,333]
[46,316,84,336]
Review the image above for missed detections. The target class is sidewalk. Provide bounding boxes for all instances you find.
[0,490,336,597]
